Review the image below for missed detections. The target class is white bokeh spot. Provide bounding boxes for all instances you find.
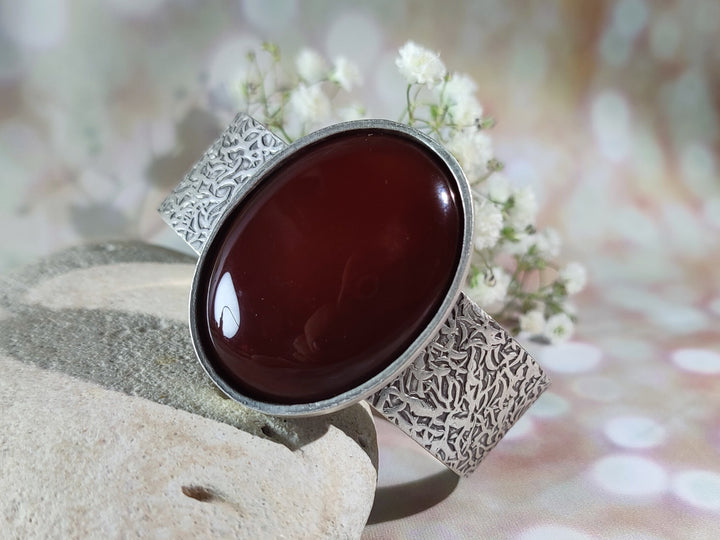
[591,455,668,497]
[374,51,407,116]
[672,470,720,511]
[528,392,570,419]
[671,348,720,374]
[536,342,602,374]
[0,0,67,50]
[207,36,262,90]
[651,304,709,335]
[325,10,382,73]
[604,416,666,449]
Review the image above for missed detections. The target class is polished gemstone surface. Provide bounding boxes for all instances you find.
[197,129,462,403]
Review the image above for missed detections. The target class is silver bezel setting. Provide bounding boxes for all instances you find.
[188,119,475,417]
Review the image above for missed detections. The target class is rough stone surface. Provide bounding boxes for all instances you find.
[0,241,378,539]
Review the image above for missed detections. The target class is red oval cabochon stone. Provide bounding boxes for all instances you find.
[198,129,463,404]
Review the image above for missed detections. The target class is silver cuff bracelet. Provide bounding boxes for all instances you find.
[158,113,549,476]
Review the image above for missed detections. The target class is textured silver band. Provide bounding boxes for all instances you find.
[369,291,548,476]
[159,113,549,477]
[158,114,285,255]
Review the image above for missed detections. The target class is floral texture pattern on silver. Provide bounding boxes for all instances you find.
[158,114,285,254]
[370,292,550,476]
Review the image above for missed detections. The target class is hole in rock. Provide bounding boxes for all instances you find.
[181,485,218,502]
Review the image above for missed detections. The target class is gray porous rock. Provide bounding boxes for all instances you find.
[0,241,378,539]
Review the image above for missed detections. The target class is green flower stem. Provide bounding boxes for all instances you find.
[405,84,415,125]
[271,122,293,144]
[249,54,272,122]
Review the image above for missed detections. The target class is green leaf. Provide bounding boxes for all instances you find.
[501,226,518,242]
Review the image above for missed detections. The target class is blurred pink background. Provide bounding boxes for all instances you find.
[1,1,719,538]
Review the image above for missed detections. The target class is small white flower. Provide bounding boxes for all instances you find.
[443,72,476,104]
[474,199,503,250]
[485,173,511,204]
[466,266,511,312]
[289,84,331,124]
[543,313,574,345]
[446,128,493,181]
[535,227,561,258]
[519,310,546,335]
[503,227,560,260]
[330,56,362,91]
[443,72,483,125]
[396,41,446,86]
[507,186,537,231]
[559,262,587,295]
[503,230,534,255]
[296,49,327,83]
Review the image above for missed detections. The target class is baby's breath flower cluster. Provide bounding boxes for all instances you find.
[229,41,587,344]
[230,42,364,142]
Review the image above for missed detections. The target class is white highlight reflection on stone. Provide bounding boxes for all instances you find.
[671,348,720,374]
[591,455,668,497]
[604,416,666,449]
[214,272,241,339]
[536,342,602,373]
[672,469,720,511]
